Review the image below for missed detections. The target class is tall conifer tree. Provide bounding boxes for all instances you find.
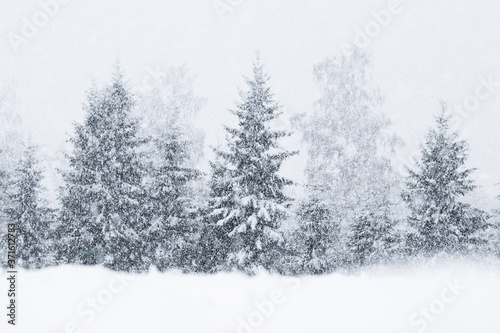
[207,56,296,272]
[59,65,148,271]
[403,104,488,255]
[7,144,52,268]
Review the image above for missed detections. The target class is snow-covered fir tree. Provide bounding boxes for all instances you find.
[59,64,149,272]
[143,129,202,271]
[294,189,341,274]
[195,156,234,273]
[402,104,489,256]
[482,192,500,257]
[206,56,296,273]
[294,48,402,270]
[6,144,53,269]
[135,67,204,271]
[0,81,24,267]
[346,196,400,267]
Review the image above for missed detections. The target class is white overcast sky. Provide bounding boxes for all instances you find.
[1,0,500,208]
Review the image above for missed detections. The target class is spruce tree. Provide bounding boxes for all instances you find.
[134,67,204,271]
[346,197,399,267]
[403,104,488,255]
[6,145,52,269]
[143,126,201,271]
[195,157,233,273]
[294,190,341,274]
[206,56,296,273]
[59,65,148,271]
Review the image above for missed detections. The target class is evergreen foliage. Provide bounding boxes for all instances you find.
[206,56,296,273]
[403,104,489,255]
[59,65,148,272]
[6,145,53,269]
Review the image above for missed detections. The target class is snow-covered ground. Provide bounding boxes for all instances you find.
[2,262,500,333]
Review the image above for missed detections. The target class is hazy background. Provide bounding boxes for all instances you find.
[1,0,499,209]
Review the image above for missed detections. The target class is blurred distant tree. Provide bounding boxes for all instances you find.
[294,48,402,271]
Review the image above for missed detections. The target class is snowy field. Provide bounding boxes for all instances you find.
[2,261,500,333]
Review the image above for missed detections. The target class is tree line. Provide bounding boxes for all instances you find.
[1,50,499,274]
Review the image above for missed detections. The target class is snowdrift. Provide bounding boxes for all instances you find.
[2,262,500,333]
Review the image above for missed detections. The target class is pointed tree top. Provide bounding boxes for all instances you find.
[111,59,125,84]
[434,100,452,134]
[251,52,267,85]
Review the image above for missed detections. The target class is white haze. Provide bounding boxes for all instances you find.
[1,0,500,209]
